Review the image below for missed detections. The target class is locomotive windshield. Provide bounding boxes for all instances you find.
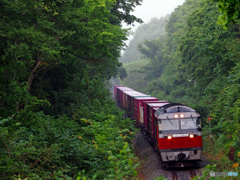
[181,118,201,129]
[159,119,179,130]
[159,117,201,131]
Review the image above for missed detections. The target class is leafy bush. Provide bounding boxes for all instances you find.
[0,81,139,179]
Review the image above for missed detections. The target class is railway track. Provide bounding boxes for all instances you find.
[189,169,197,179]
[171,170,178,180]
[167,169,199,180]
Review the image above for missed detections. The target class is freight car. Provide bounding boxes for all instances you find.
[114,86,202,168]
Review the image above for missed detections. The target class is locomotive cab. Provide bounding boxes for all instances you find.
[155,103,202,167]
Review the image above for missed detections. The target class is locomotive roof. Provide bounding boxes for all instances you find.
[155,103,200,119]
[156,103,195,113]
[160,103,183,110]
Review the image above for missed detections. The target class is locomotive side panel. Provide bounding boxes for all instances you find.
[147,102,169,138]
[152,108,158,139]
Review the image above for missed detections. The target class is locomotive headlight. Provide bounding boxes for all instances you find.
[174,114,178,118]
[189,134,194,138]
[180,114,184,118]
[167,135,172,139]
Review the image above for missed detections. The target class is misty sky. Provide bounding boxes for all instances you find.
[122,0,186,47]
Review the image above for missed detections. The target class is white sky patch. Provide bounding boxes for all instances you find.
[121,0,186,52]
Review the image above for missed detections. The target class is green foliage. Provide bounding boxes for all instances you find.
[130,0,202,103]
[121,0,240,171]
[120,60,149,92]
[109,0,143,26]
[0,110,73,179]
[213,0,240,28]
[107,144,139,179]
[119,15,170,93]
[0,86,139,179]
[0,0,143,178]
[155,175,168,180]
[204,62,240,156]
[0,0,125,116]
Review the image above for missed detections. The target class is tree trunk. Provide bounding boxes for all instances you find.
[28,58,42,93]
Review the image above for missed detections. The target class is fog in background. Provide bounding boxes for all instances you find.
[121,0,185,53]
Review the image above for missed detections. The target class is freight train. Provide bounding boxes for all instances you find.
[114,85,202,168]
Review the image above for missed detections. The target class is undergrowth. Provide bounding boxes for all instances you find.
[0,79,139,179]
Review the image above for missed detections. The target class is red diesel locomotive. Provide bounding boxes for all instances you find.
[114,86,202,167]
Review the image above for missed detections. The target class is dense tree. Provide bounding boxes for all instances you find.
[213,0,240,27]
[137,35,167,80]
[110,0,143,26]
[0,0,134,116]
[180,0,237,96]
[120,60,148,92]
[0,0,143,178]
[123,0,240,164]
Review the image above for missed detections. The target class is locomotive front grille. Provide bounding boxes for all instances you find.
[178,152,186,160]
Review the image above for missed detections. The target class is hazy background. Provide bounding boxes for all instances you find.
[122,0,185,50]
